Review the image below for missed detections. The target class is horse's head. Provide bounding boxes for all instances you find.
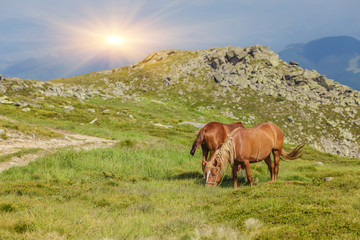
[205,158,222,187]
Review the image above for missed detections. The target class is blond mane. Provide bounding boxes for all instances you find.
[204,127,241,173]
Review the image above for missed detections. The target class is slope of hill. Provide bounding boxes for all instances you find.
[1,45,360,239]
[0,45,359,158]
[279,36,360,90]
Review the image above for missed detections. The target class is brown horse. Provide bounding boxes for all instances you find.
[190,121,245,173]
[204,122,304,188]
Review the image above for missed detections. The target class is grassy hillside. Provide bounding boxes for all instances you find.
[0,93,359,239]
[0,133,359,239]
[0,46,359,239]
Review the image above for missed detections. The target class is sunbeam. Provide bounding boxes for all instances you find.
[4,0,203,78]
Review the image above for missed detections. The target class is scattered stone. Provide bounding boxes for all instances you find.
[289,61,299,66]
[324,177,333,182]
[316,162,324,165]
[163,77,171,86]
[87,109,96,113]
[153,123,173,128]
[22,108,31,112]
[179,122,206,128]
[12,101,28,107]
[11,85,24,91]
[150,99,166,105]
[90,118,98,124]
[35,96,45,101]
[0,129,4,135]
[102,109,111,114]
[325,120,338,127]
[0,96,12,104]
[353,119,360,126]
[222,111,238,120]
[64,105,74,110]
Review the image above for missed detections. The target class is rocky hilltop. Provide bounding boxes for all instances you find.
[0,45,359,158]
[139,45,359,107]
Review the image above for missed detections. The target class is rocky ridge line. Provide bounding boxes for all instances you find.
[141,46,360,108]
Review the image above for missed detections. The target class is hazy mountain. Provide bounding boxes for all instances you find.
[279,36,360,90]
[0,19,133,80]
[1,53,130,80]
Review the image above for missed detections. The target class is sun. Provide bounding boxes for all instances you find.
[106,35,124,45]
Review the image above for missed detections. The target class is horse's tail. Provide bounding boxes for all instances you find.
[280,144,305,160]
[190,128,205,155]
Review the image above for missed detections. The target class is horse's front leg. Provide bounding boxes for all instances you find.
[231,164,243,180]
[232,163,239,188]
[244,160,253,186]
[201,146,209,174]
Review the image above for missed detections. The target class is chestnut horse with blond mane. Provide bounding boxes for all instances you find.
[190,121,245,174]
[204,122,304,188]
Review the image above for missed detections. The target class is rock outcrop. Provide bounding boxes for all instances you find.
[138,46,359,108]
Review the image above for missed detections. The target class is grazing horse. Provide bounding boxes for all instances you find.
[190,121,245,174]
[204,122,304,188]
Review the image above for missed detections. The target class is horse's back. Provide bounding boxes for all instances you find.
[253,122,283,150]
[202,122,227,150]
[233,122,283,160]
[253,122,282,135]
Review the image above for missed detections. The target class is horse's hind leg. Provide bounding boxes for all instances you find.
[264,154,274,182]
[272,150,281,181]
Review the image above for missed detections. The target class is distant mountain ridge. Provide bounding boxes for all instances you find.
[279,36,360,90]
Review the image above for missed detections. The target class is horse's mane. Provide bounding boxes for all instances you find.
[204,127,241,173]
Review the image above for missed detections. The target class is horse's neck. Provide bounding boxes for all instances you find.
[225,136,236,167]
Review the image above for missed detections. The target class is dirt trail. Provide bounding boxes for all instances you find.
[0,126,117,173]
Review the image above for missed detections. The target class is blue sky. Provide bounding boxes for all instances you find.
[1,0,360,79]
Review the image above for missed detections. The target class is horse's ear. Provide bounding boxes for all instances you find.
[213,159,218,167]
[214,159,221,167]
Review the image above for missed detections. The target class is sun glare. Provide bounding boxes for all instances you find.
[107,35,124,45]
[49,1,185,75]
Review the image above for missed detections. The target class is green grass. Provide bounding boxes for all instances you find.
[0,140,359,239]
[0,118,63,139]
[0,148,42,162]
